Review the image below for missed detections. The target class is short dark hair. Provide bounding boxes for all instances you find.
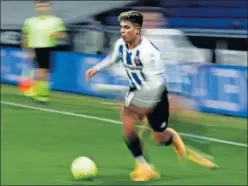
[118,11,143,27]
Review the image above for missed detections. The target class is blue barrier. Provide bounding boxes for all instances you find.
[179,63,247,118]
[193,0,247,8]
[1,47,247,118]
[105,16,247,29]
[166,8,247,18]
[167,17,247,29]
[1,47,29,84]
[161,0,246,7]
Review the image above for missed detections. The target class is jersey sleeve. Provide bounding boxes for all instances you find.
[94,39,121,71]
[55,17,66,32]
[22,19,30,35]
[110,38,121,62]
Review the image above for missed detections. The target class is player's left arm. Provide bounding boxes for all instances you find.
[93,39,121,71]
[86,39,121,80]
[51,17,67,39]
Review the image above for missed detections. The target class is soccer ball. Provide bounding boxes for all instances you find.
[71,156,97,180]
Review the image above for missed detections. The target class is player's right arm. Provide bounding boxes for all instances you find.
[21,19,29,49]
[21,18,35,60]
[86,39,121,80]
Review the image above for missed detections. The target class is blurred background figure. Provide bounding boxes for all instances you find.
[81,18,105,55]
[21,0,67,103]
[136,7,167,28]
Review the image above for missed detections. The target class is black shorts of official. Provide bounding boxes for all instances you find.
[146,87,170,132]
[34,47,55,70]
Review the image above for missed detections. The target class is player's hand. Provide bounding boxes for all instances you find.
[29,50,35,60]
[86,68,98,80]
[25,50,35,61]
[50,32,66,39]
[50,32,58,39]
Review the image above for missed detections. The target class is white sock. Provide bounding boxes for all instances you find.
[135,155,148,165]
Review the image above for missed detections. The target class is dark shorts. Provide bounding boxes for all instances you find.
[146,88,170,132]
[34,47,54,70]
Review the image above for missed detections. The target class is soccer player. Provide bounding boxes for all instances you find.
[86,11,187,181]
[21,0,67,103]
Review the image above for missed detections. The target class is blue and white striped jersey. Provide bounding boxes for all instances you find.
[95,37,165,90]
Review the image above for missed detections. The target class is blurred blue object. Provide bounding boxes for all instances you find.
[190,0,247,8]
[105,16,247,29]
[165,8,247,18]
[167,17,247,29]
[161,0,246,8]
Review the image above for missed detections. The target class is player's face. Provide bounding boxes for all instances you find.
[35,2,50,14]
[120,21,140,43]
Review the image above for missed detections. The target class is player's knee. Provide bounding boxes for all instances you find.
[122,118,137,138]
[122,108,138,132]
[123,130,138,142]
[153,131,173,146]
[153,132,164,144]
[37,69,48,80]
[123,127,136,139]
[138,115,146,121]
[122,120,136,135]
[163,131,173,146]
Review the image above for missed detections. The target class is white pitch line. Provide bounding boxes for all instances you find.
[1,100,247,148]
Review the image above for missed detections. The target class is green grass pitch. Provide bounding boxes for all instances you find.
[1,84,247,185]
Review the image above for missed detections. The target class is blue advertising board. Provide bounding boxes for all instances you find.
[199,65,247,117]
[1,47,247,118]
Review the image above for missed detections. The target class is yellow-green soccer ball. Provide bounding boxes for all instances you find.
[71,156,97,180]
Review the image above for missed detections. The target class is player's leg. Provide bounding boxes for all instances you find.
[187,145,218,169]
[122,90,159,181]
[138,115,150,139]
[34,48,51,102]
[154,128,187,163]
[121,105,147,165]
[148,90,218,169]
[35,68,49,101]
[137,116,154,166]
[167,83,218,168]
[21,76,36,97]
[21,52,36,97]
[113,100,153,168]
[146,89,187,162]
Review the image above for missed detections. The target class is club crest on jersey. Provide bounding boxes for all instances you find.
[134,56,142,66]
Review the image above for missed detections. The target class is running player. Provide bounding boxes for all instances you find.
[21,0,67,103]
[86,10,187,182]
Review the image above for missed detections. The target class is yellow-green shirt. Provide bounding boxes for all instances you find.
[22,15,66,48]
